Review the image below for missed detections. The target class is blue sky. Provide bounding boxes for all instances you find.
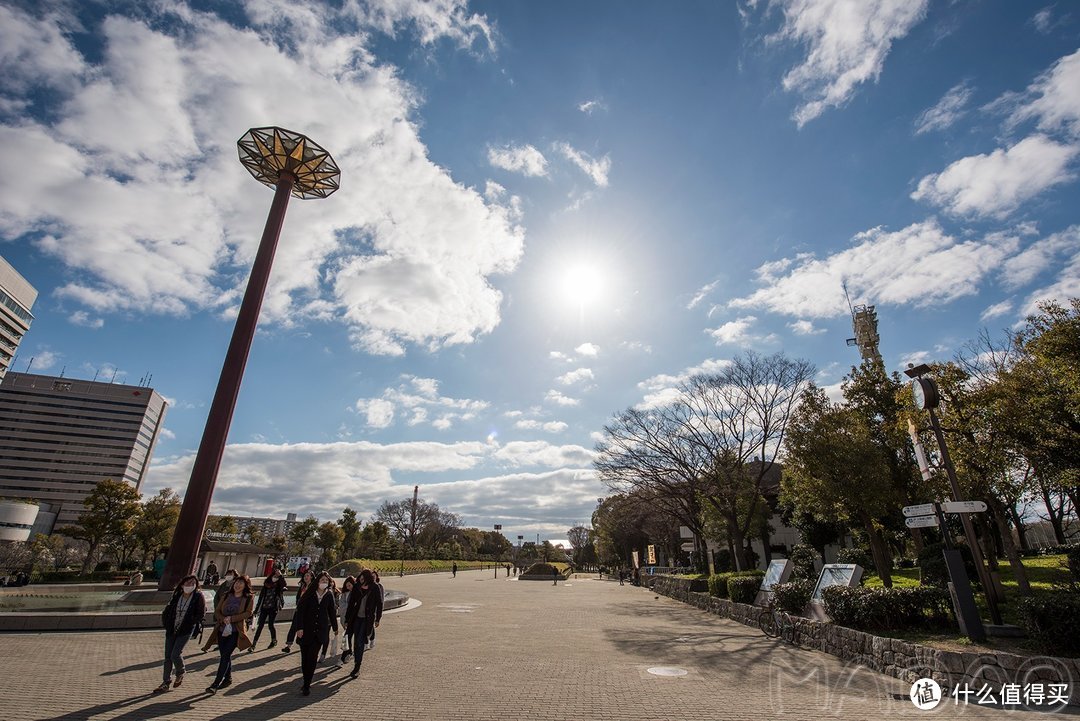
[1,0,1078,542]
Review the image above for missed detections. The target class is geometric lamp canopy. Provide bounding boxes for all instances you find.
[237,126,340,200]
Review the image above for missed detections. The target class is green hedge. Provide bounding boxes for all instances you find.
[708,570,765,599]
[771,579,814,614]
[728,576,761,604]
[836,547,874,574]
[32,570,125,584]
[918,542,980,589]
[1066,544,1080,582]
[520,562,570,579]
[1018,592,1080,656]
[822,586,953,632]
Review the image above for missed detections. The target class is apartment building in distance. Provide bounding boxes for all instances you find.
[207,512,302,540]
[0,255,37,380]
[0,372,168,529]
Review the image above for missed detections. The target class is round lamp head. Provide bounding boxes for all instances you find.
[237,127,340,199]
[912,377,940,411]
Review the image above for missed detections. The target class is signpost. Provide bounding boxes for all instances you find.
[904,515,939,529]
[940,500,987,514]
[902,503,936,518]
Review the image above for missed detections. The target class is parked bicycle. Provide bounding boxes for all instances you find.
[757,600,796,644]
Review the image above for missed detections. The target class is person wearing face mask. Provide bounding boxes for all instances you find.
[201,569,240,653]
[154,574,206,694]
[205,574,254,693]
[281,569,314,653]
[337,576,356,666]
[343,569,383,680]
[365,570,385,651]
[249,569,288,652]
[294,571,338,696]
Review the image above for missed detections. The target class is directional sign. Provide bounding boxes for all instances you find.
[680,542,695,552]
[940,500,987,514]
[905,515,939,529]
[903,503,936,518]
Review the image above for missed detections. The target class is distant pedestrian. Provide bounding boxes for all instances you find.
[201,568,239,652]
[281,570,314,653]
[294,571,338,696]
[204,561,218,585]
[343,569,383,680]
[205,574,254,693]
[249,570,287,652]
[505,564,510,577]
[552,566,559,586]
[153,574,205,694]
[452,562,457,578]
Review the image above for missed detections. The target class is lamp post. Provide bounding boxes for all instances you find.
[493,524,502,578]
[159,128,339,590]
[905,364,1003,628]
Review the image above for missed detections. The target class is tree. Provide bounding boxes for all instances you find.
[567,525,596,567]
[373,494,441,553]
[205,515,238,538]
[133,488,181,566]
[58,478,141,575]
[357,521,394,560]
[314,521,345,566]
[268,535,289,562]
[337,507,361,558]
[288,516,320,557]
[781,385,898,587]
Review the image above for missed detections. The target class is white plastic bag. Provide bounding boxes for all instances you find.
[221,622,233,637]
[330,632,339,657]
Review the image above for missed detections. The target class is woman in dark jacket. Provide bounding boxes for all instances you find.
[281,569,313,653]
[154,574,206,694]
[249,569,288,652]
[343,568,383,679]
[294,571,338,696]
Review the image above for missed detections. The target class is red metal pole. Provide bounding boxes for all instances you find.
[159,172,296,590]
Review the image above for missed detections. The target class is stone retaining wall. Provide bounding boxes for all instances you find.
[651,576,1079,706]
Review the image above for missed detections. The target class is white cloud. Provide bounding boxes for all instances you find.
[556,368,594,385]
[788,319,825,335]
[899,350,932,368]
[29,349,60,371]
[487,143,549,177]
[356,398,395,429]
[911,135,1078,219]
[555,142,611,187]
[1021,248,1080,316]
[0,4,523,357]
[730,220,1020,318]
[493,441,593,467]
[1001,225,1080,289]
[687,280,721,309]
[1032,7,1054,34]
[514,420,569,434]
[708,315,759,346]
[574,343,599,357]
[914,82,973,135]
[980,300,1013,322]
[578,99,606,115]
[619,340,652,354]
[67,310,104,329]
[1006,49,1080,138]
[766,0,929,127]
[159,427,177,440]
[545,390,580,407]
[549,350,572,363]
[636,358,733,409]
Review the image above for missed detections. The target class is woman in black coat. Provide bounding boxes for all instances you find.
[294,571,338,696]
[154,574,206,694]
[343,568,383,679]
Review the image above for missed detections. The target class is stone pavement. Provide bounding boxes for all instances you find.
[0,570,1072,720]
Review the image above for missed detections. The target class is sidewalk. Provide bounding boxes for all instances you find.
[0,569,1063,720]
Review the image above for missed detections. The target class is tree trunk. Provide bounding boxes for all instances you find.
[858,511,892,587]
[910,527,925,555]
[1040,480,1068,544]
[987,495,1031,596]
[1009,504,1030,551]
[728,514,747,572]
[79,541,98,576]
[760,523,772,565]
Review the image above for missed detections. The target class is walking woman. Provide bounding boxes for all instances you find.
[205,574,254,693]
[294,570,338,696]
[249,570,287,652]
[337,576,355,665]
[281,569,314,653]
[366,570,385,650]
[343,569,383,680]
[201,568,239,652]
[154,574,206,694]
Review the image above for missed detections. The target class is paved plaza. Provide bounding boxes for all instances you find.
[0,570,1072,720]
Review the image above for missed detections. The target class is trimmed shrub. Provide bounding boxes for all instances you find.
[822,586,953,632]
[787,544,817,581]
[707,570,765,599]
[712,549,732,573]
[1066,544,1080,583]
[917,542,980,589]
[771,579,814,615]
[728,576,761,604]
[1018,592,1080,656]
[836,547,874,574]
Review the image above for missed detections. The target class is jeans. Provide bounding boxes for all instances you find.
[299,637,321,687]
[348,619,368,672]
[252,608,277,645]
[212,632,239,686]
[162,632,190,683]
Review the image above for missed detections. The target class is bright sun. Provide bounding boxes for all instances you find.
[560,262,605,306]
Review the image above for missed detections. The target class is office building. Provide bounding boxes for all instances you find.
[0,372,167,529]
[207,512,302,540]
[0,256,37,380]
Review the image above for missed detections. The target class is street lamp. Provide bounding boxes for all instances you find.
[159,128,339,590]
[493,524,502,578]
[905,363,1003,628]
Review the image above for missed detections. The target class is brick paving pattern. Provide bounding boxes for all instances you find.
[0,570,1069,720]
